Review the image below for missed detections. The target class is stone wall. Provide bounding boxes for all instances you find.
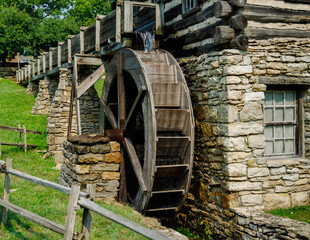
[61,134,121,202]
[31,79,51,115]
[177,38,310,239]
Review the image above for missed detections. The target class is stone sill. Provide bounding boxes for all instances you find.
[257,156,309,167]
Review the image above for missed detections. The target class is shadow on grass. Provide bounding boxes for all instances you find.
[0,205,60,240]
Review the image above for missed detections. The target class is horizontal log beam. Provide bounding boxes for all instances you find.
[258,76,310,85]
[0,142,37,148]
[0,125,42,135]
[246,27,310,39]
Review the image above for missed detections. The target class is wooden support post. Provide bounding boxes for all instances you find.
[80,184,96,240]
[24,66,28,81]
[116,3,121,43]
[124,1,133,33]
[64,185,80,240]
[32,61,35,77]
[80,27,87,54]
[68,35,74,63]
[95,15,105,52]
[58,42,64,67]
[23,125,27,154]
[37,57,41,75]
[0,135,2,158]
[28,65,31,79]
[2,158,12,226]
[21,68,24,81]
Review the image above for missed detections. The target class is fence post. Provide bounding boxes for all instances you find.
[80,184,96,240]
[23,125,27,154]
[18,124,22,149]
[0,134,2,158]
[64,185,80,240]
[2,158,12,226]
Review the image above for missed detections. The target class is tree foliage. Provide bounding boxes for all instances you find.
[0,0,111,63]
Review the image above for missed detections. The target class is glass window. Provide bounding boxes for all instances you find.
[182,0,197,14]
[264,91,297,156]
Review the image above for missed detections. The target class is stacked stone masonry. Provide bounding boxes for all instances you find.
[178,38,310,239]
[61,135,121,202]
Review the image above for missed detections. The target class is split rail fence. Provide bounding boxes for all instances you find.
[0,158,169,240]
[0,125,42,156]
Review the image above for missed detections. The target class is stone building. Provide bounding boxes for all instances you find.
[22,0,310,239]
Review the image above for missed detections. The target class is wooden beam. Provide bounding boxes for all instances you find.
[0,125,42,135]
[155,4,163,35]
[75,55,103,66]
[228,14,248,30]
[49,47,55,70]
[77,65,106,98]
[214,1,233,18]
[73,60,82,135]
[123,138,147,193]
[228,0,247,7]
[96,15,106,51]
[213,25,235,43]
[64,185,80,240]
[116,3,121,43]
[258,76,310,85]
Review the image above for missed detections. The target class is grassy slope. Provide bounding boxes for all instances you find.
[268,205,310,224]
[0,79,146,240]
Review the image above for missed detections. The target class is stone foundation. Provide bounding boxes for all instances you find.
[61,134,121,202]
[177,38,310,239]
[31,79,51,115]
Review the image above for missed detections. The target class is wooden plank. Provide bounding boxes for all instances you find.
[68,35,74,63]
[0,198,66,235]
[118,52,126,129]
[144,64,175,76]
[156,136,190,156]
[246,27,310,39]
[155,4,163,35]
[80,26,87,54]
[64,185,80,240]
[124,1,133,33]
[151,189,185,196]
[2,158,12,226]
[58,42,64,67]
[99,98,118,129]
[77,65,106,98]
[147,207,177,213]
[37,57,41,75]
[78,197,170,240]
[258,76,310,85]
[123,86,146,130]
[80,184,96,240]
[0,135,2,158]
[123,138,147,193]
[73,60,82,135]
[0,142,37,148]
[96,15,105,51]
[156,109,188,131]
[152,83,181,107]
[42,54,46,73]
[4,167,88,198]
[155,164,189,178]
[0,126,41,135]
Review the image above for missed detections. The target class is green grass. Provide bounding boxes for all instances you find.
[94,78,104,98]
[268,205,310,224]
[0,79,147,240]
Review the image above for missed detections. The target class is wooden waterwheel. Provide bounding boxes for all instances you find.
[100,48,194,215]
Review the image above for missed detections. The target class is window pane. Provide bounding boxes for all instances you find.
[285,125,294,138]
[265,141,273,155]
[275,108,284,121]
[285,140,295,154]
[275,92,284,105]
[265,108,273,122]
[275,125,283,138]
[264,126,273,139]
[285,92,295,105]
[285,107,295,122]
[265,92,273,106]
[275,140,284,153]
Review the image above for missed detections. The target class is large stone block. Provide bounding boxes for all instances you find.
[240,102,263,122]
[223,137,246,151]
[226,65,253,75]
[226,163,247,177]
[248,167,269,178]
[228,123,264,136]
[263,193,290,210]
[74,165,91,174]
[241,194,263,206]
[102,172,120,180]
[291,192,309,206]
[227,182,262,191]
[78,153,104,163]
[247,135,265,149]
[105,152,122,164]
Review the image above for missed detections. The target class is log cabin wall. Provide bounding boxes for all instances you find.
[160,0,310,57]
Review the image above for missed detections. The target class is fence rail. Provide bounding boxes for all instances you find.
[0,125,42,156]
[0,159,170,240]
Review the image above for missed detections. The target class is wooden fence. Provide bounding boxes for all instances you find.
[0,158,169,240]
[0,125,42,156]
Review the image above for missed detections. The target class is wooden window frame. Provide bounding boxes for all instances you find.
[264,88,303,157]
[182,0,200,18]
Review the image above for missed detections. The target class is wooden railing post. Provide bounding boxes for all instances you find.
[49,47,54,71]
[43,53,47,73]
[95,15,105,52]
[80,27,87,54]
[0,134,2,158]
[80,184,96,240]
[2,158,12,226]
[28,65,31,80]
[68,35,74,63]
[123,1,133,33]
[116,3,122,43]
[64,185,80,240]
[37,56,42,75]
[58,42,64,68]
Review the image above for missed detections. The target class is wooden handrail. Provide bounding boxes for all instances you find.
[0,125,42,135]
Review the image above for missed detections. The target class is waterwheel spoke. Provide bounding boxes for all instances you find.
[123,86,147,130]
[123,137,147,193]
[99,98,118,129]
